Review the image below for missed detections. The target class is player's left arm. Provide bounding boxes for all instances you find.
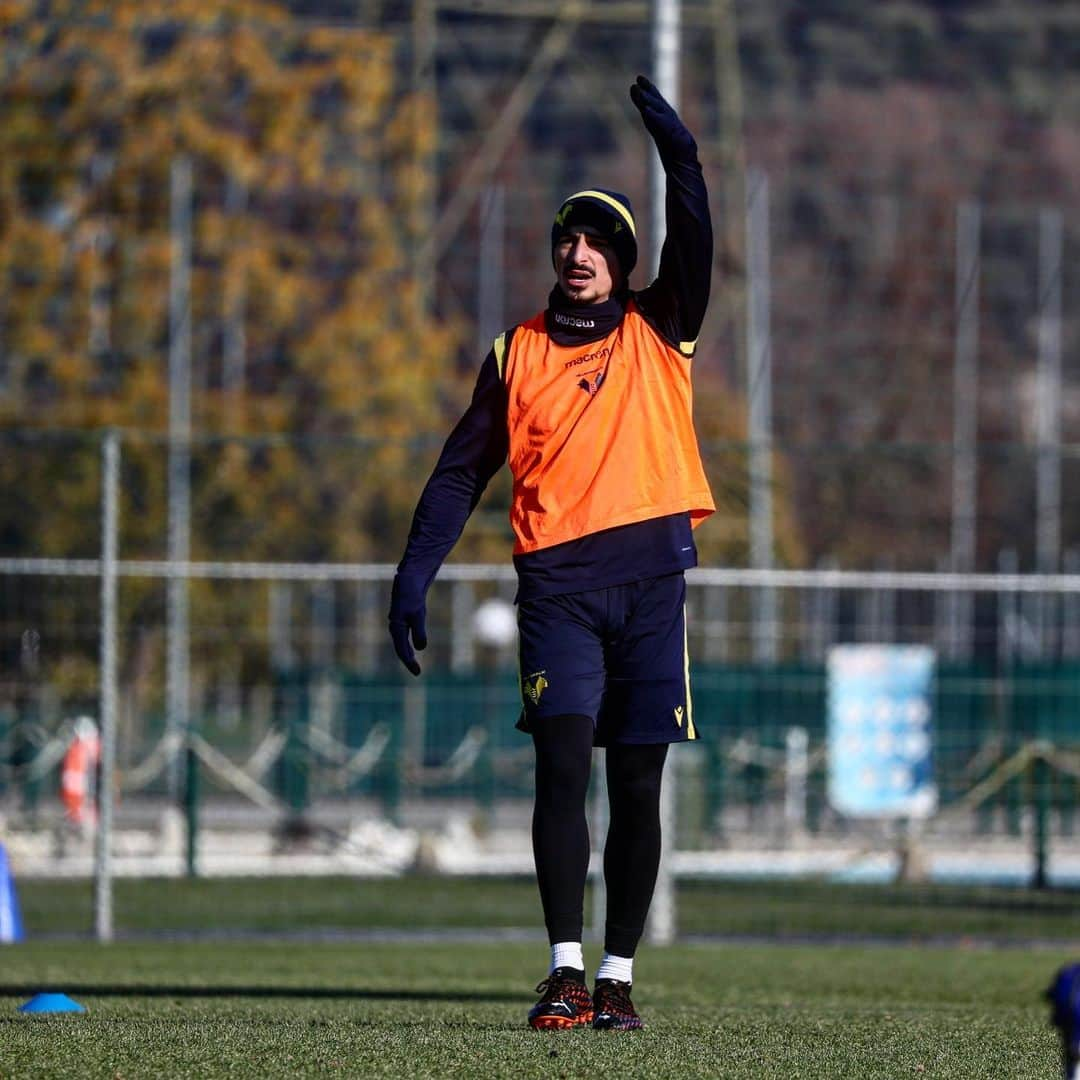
[388,352,509,675]
[630,75,713,352]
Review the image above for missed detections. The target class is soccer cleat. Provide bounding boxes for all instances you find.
[527,967,594,1030]
[592,978,643,1030]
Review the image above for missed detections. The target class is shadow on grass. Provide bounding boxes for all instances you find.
[0,984,523,1002]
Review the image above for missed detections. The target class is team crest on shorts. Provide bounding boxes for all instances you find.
[522,670,548,705]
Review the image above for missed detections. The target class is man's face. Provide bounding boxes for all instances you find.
[554,226,622,305]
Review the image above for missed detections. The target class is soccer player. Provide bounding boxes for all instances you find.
[388,75,714,1031]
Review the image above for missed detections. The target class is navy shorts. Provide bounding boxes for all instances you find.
[515,573,698,746]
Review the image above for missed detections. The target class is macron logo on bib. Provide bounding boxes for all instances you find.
[554,312,596,330]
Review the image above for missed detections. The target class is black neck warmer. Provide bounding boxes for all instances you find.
[544,285,628,347]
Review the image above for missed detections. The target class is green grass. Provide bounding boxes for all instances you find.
[0,939,1061,1078]
[2,876,1075,1076]
[15,874,1080,943]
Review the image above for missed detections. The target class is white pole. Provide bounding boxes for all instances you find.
[746,165,776,661]
[1035,207,1063,655]
[997,548,1020,667]
[646,0,680,948]
[476,184,506,358]
[450,580,476,673]
[413,0,436,317]
[1065,549,1080,659]
[167,156,193,796]
[1035,206,1063,573]
[650,0,680,278]
[269,582,295,670]
[949,201,980,661]
[223,173,247,431]
[784,726,808,836]
[94,430,119,943]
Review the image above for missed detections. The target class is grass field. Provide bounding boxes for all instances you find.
[15,874,1080,943]
[2,876,1074,1078]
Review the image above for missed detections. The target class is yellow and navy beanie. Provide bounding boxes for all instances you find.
[551,188,637,279]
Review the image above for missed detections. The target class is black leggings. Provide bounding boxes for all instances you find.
[531,715,669,958]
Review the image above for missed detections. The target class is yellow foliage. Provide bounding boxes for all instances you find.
[0,1,460,574]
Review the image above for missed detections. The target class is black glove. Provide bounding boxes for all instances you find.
[388,573,427,677]
[630,74,698,162]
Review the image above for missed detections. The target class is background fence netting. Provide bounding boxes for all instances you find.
[4,427,1080,941]
[1,3,1079,942]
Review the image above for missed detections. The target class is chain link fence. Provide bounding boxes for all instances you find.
[4,432,1080,903]
[2,7,1079,941]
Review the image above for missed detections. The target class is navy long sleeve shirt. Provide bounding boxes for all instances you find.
[396,145,713,602]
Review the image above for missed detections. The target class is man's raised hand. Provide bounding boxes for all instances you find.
[629,74,697,162]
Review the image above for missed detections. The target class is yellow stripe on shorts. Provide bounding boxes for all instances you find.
[683,606,696,739]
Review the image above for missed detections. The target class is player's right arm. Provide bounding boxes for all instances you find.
[388,349,509,675]
[630,75,713,351]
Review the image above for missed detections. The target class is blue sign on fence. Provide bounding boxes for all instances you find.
[827,645,937,818]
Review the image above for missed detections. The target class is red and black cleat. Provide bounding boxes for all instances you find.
[592,978,644,1030]
[527,967,594,1031]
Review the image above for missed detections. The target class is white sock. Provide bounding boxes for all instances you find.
[596,951,634,984]
[550,941,584,974]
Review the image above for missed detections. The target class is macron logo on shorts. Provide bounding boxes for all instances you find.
[674,705,684,727]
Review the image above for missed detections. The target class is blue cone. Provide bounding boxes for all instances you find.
[18,993,86,1014]
[0,843,23,943]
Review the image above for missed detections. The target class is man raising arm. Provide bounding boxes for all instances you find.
[389,75,714,1031]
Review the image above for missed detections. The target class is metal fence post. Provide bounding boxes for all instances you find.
[166,154,192,798]
[94,429,119,942]
[185,733,200,878]
[1033,742,1051,889]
